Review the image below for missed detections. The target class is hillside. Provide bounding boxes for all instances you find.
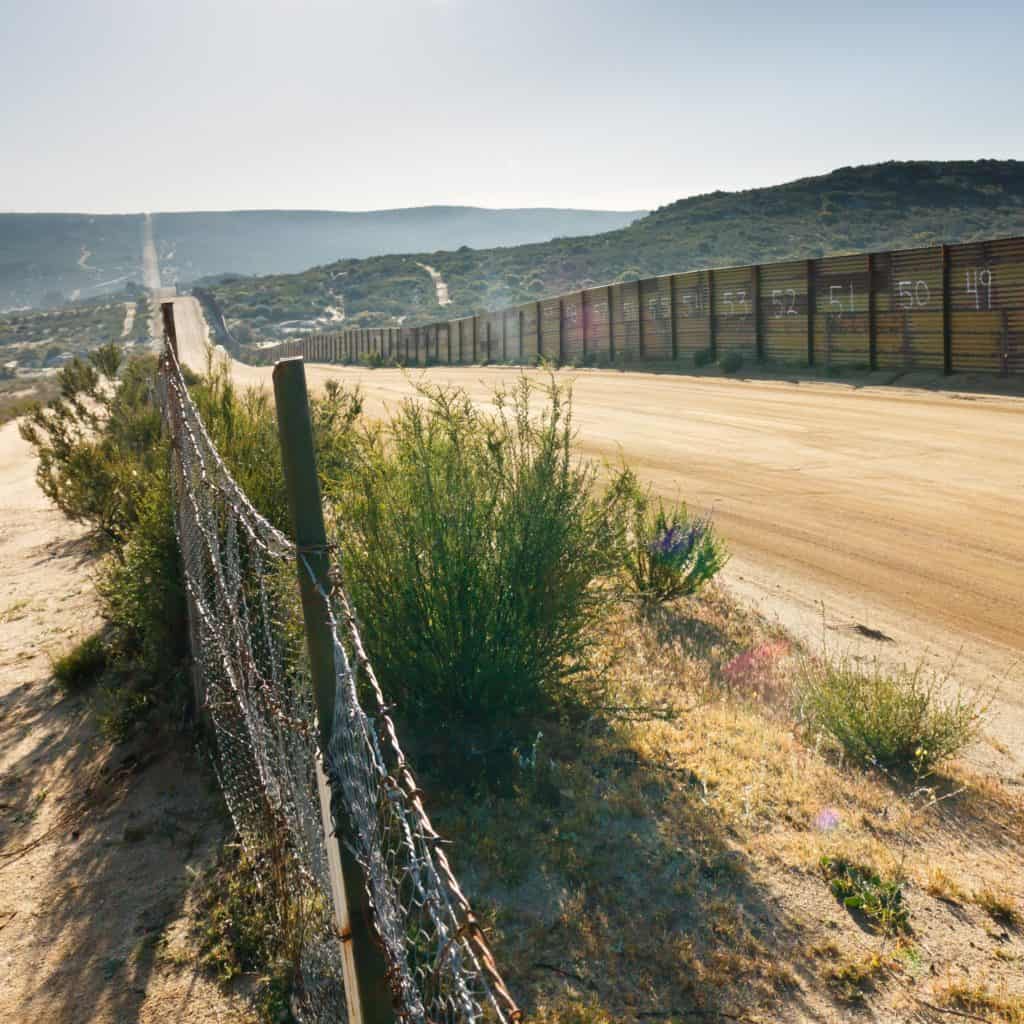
[151,207,644,286]
[204,160,1024,341]
[0,214,145,311]
[0,207,642,312]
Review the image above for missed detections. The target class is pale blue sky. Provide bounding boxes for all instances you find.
[2,0,1022,213]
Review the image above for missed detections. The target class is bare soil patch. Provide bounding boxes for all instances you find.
[0,419,255,1023]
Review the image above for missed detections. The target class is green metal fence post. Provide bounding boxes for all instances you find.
[272,357,396,1024]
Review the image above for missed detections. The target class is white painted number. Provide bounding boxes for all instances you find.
[722,290,749,317]
[681,292,704,317]
[897,279,931,310]
[827,282,856,318]
[771,288,798,317]
[965,268,993,310]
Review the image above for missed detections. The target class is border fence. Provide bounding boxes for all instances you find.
[160,306,520,1024]
[256,235,1024,376]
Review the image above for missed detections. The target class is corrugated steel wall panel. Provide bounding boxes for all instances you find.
[814,255,871,367]
[765,262,811,366]
[519,304,539,362]
[503,309,522,362]
[640,276,673,359]
[447,320,461,364]
[673,271,711,358]
[610,281,640,361]
[713,266,756,355]
[540,298,561,361]
[582,288,611,361]
[949,237,1024,373]
[471,316,484,363]
[484,311,501,361]
[877,247,943,369]
[562,293,585,362]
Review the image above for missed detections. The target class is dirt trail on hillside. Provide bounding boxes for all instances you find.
[168,295,1024,774]
[415,262,451,305]
[0,419,256,1023]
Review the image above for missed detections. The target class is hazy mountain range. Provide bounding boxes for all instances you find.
[0,206,644,310]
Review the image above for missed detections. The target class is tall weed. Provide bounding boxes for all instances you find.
[797,655,983,775]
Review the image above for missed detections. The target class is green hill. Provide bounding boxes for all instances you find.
[206,160,1024,343]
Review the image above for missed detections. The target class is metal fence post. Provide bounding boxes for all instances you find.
[160,302,206,724]
[161,301,178,359]
[272,357,396,1024]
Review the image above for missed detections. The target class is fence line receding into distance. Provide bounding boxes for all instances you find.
[158,310,520,1024]
[258,235,1024,376]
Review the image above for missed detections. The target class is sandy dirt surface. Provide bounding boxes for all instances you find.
[169,296,1024,775]
[0,418,256,1023]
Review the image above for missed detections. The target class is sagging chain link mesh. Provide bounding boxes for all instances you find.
[157,346,519,1024]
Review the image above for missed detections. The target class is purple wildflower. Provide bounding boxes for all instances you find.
[649,520,706,568]
[815,807,842,832]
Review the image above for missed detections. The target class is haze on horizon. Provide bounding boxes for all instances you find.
[2,0,1023,216]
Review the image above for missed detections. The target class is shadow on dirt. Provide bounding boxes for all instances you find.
[0,665,227,1023]
[428,714,826,1022]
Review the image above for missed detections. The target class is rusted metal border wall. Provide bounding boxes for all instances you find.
[260,235,1024,377]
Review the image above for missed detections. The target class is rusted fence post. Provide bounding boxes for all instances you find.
[273,357,396,1024]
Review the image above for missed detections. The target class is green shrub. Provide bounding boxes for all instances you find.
[719,350,744,374]
[693,348,713,368]
[324,377,618,741]
[20,352,290,735]
[19,346,163,550]
[359,350,386,369]
[820,855,909,934]
[797,656,983,775]
[611,467,727,605]
[52,633,108,691]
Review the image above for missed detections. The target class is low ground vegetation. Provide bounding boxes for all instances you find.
[0,290,150,369]
[26,353,1022,1023]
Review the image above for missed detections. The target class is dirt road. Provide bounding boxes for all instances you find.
[169,296,1024,764]
[141,214,160,292]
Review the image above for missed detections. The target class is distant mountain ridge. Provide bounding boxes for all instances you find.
[0,206,645,310]
[204,160,1024,340]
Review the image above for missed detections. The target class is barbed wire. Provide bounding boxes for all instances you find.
[158,345,520,1023]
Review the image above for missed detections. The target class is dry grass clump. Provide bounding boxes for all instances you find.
[795,655,985,776]
[932,980,1024,1023]
[972,887,1023,929]
[925,866,967,903]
